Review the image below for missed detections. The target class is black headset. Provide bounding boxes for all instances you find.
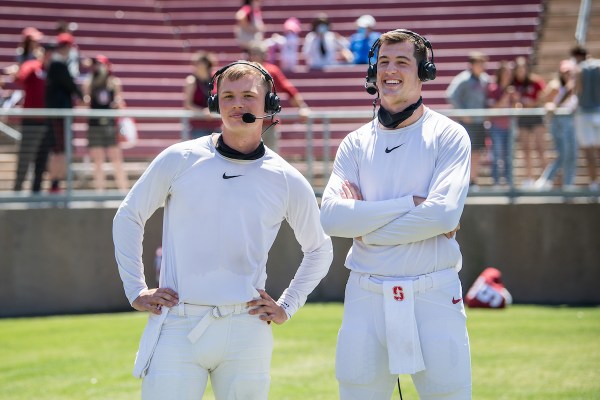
[365,29,437,95]
[207,61,281,114]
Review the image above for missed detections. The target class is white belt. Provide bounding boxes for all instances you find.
[170,302,250,344]
[354,267,458,295]
[352,268,458,375]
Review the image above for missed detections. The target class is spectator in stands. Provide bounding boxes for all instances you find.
[302,13,353,70]
[266,17,302,72]
[2,27,44,84]
[570,45,588,64]
[534,59,579,191]
[45,32,83,193]
[446,51,490,190]
[183,51,222,139]
[83,55,129,192]
[13,43,55,193]
[247,42,310,151]
[113,61,332,399]
[234,0,265,54]
[349,15,380,65]
[486,60,517,188]
[55,21,81,81]
[511,56,547,189]
[16,27,44,65]
[571,46,600,191]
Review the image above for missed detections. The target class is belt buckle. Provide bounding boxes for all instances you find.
[212,306,224,318]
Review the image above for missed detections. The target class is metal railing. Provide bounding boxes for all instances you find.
[0,107,595,205]
[576,0,592,46]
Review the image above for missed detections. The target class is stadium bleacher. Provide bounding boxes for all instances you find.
[2,0,579,191]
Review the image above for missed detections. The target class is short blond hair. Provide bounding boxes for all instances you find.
[216,61,271,94]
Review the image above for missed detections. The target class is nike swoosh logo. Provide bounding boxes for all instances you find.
[452,297,462,304]
[385,144,404,153]
[222,173,243,180]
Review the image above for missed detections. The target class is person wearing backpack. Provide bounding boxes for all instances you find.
[572,46,600,191]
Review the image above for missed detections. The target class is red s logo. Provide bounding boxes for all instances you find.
[392,286,404,301]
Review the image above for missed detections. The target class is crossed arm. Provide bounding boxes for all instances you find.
[320,130,470,246]
[338,180,460,242]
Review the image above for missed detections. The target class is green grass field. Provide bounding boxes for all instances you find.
[1,304,599,399]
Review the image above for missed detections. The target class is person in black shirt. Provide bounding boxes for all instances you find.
[45,32,82,193]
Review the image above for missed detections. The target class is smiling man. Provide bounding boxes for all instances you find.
[113,61,332,400]
[320,30,472,399]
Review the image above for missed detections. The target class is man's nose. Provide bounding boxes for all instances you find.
[382,64,398,75]
[231,96,244,108]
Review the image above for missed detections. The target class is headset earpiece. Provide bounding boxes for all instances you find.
[207,61,281,114]
[207,84,219,113]
[417,37,437,82]
[365,63,378,95]
[265,91,281,114]
[365,39,380,95]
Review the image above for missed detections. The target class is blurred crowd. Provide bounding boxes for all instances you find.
[446,47,599,191]
[2,22,128,194]
[1,0,599,194]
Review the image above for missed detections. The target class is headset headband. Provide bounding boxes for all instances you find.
[208,60,277,96]
[368,29,434,65]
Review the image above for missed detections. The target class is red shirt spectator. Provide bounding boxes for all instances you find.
[262,62,299,105]
[513,77,545,106]
[16,58,46,109]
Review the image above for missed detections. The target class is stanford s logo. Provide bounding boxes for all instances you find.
[392,286,404,301]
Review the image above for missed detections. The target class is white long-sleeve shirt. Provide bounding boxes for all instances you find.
[113,134,333,318]
[320,107,470,277]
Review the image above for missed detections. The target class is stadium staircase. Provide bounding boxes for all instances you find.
[535,0,600,81]
[1,0,578,192]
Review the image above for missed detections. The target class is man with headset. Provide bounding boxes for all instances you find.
[113,61,333,399]
[320,29,472,399]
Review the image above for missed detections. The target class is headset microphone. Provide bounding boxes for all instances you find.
[242,112,278,123]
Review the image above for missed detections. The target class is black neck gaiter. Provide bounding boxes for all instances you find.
[215,135,265,160]
[377,97,423,129]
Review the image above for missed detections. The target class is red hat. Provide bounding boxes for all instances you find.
[94,54,110,65]
[93,54,113,72]
[22,27,44,41]
[283,17,301,34]
[559,59,576,74]
[92,54,112,73]
[57,32,74,46]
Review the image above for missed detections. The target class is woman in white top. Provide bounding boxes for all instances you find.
[302,13,353,70]
[535,59,579,190]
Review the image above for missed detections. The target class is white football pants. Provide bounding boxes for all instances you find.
[141,305,273,400]
[337,270,472,400]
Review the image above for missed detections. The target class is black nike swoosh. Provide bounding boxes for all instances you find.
[222,173,243,179]
[385,144,404,153]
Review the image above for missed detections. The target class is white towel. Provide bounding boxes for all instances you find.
[382,280,425,374]
[133,308,170,378]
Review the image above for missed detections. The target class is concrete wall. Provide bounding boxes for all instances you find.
[1,203,598,317]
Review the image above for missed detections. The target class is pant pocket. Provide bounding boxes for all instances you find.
[335,327,376,384]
